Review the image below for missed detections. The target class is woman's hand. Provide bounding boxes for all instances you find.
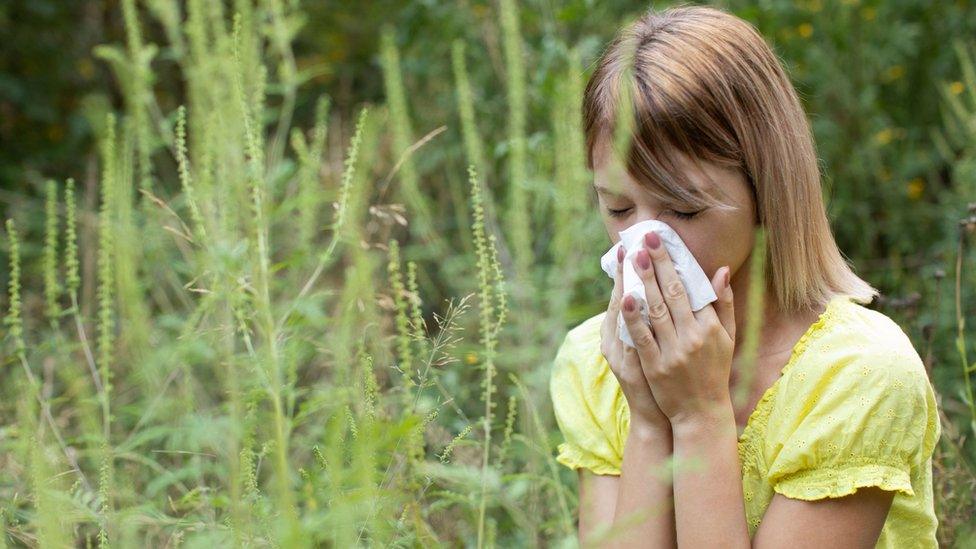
[600,245,671,432]
[619,230,737,429]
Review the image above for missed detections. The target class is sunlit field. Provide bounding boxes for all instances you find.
[1,0,975,546]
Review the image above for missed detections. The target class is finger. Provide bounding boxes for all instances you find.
[602,245,626,353]
[642,230,696,333]
[691,266,724,326]
[709,265,736,341]
[622,344,648,388]
[612,244,625,304]
[631,246,677,350]
[621,291,661,369]
[612,319,627,378]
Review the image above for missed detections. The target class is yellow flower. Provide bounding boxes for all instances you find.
[860,6,876,20]
[907,178,925,200]
[798,23,814,38]
[883,65,905,82]
[874,128,894,146]
[949,81,965,95]
[464,352,479,365]
[77,58,95,79]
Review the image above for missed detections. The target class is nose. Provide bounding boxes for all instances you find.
[631,208,665,224]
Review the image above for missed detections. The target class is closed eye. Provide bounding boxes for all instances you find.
[671,209,703,220]
[605,207,704,220]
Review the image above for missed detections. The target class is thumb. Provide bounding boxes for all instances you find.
[711,266,736,340]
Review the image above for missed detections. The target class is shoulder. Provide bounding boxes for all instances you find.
[834,298,922,362]
[549,310,619,399]
[785,297,928,389]
[771,297,940,460]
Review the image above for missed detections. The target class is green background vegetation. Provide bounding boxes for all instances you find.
[1,0,975,546]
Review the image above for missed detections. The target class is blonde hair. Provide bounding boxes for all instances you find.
[581,3,878,314]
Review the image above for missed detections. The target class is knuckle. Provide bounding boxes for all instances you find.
[634,331,656,348]
[666,280,685,299]
[649,301,669,320]
[707,319,723,335]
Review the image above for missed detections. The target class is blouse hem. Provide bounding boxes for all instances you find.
[555,442,621,476]
[772,462,915,501]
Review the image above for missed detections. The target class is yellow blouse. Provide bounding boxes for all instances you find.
[549,295,942,547]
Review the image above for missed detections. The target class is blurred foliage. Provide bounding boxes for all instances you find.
[0,1,112,191]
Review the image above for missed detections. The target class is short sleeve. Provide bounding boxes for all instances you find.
[765,345,939,501]
[549,317,628,476]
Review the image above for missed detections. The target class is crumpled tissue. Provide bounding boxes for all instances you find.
[600,219,718,349]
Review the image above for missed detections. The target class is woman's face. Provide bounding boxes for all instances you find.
[592,145,758,282]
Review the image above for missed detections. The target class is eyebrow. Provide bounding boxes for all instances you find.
[592,183,624,197]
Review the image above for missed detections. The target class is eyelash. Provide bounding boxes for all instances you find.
[606,208,702,220]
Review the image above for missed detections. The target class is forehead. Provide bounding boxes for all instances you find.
[592,149,714,198]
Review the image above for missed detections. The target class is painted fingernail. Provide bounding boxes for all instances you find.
[617,245,625,262]
[644,231,661,250]
[623,295,635,312]
[637,249,650,270]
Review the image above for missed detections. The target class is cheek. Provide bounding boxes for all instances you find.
[603,220,620,245]
[603,217,630,245]
[679,221,747,278]
[685,241,721,276]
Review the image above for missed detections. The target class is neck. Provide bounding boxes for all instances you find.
[729,261,790,362]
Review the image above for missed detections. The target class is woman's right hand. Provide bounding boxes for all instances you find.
[600,245,672,433]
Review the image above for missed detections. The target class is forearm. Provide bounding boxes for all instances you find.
[671,399,751,548]
[604,422,676,549]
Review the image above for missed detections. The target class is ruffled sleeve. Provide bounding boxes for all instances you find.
[549,314,628,476]
[764,344,940,501]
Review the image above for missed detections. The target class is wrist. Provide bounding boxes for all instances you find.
[628,417,672,440]
[670,399,736,440]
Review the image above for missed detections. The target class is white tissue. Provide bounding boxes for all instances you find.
[600,219,718,349]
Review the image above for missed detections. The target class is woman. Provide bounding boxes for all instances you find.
[549,4,941,548]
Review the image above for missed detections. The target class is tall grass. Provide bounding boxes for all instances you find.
[1,3,531,544]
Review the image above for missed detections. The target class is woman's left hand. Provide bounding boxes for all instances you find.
[619,230,737,429]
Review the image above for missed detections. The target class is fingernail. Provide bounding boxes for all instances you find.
[644,231,661,250]
[723,267,731,288]
[617,245,625,262]
[637,249,650,270]
[624,295,635,312]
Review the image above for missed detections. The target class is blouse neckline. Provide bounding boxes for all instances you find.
[736,294,851,445]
